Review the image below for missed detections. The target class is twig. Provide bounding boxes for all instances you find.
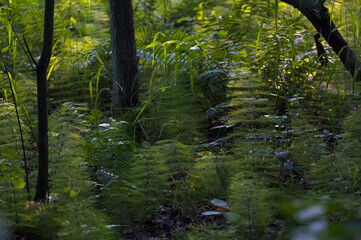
[0,51,31,201]
[8,21,38,70]
[22,35,38,69]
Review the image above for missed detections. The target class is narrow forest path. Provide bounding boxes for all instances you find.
[129,66,357,239]
[112,67,295,239]
[102,65,345,239]
[223,70,282,239]
[180,68,288,239]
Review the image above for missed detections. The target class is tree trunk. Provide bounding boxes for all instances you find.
[281,0,361,81]
[109,0,138,112]
[34,0,54,202]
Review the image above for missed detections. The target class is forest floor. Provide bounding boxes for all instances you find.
[2,0,361,239]
[1,60,361,240]
[107,67,360,239]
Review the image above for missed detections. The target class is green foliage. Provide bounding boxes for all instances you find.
[0,102,118,239]
[0,102,27,190]
[229,177,274,239]
[281,198,361,240]
[42,102,117,239]
[309,106,361,194]
[1,0,361,239]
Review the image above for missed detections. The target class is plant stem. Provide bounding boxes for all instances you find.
[0,51,31,201]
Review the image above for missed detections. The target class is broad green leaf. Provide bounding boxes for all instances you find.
[116,121,128,127]
[211,198,228,207]
[99,126,116,132]
[13,177,25,189]
[47,58,59,80]
[275,151,289,160]
[163,40,177,45]
[201,211,222,216]
[69,190,79,197]
[70,17,77,25]
[238,51,248,58]
[146,42,161,49]
[218,30,228,37]
[2,46,9,52]
[95,55,104,65]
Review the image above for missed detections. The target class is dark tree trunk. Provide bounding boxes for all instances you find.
[34,0,54,202]
[109,0,138,112]
[314,33,327,66]
[281,0,361,81]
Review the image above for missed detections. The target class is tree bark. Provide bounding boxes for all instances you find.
[281,0,361,81]
[34,0,54,202]
[109,0,138,112]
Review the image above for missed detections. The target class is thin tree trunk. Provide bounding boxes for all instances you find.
[34,0,54,202]
[109,0,138,112]
[280,0,361,81]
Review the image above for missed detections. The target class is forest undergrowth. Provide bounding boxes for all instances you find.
[1,0,361,239]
